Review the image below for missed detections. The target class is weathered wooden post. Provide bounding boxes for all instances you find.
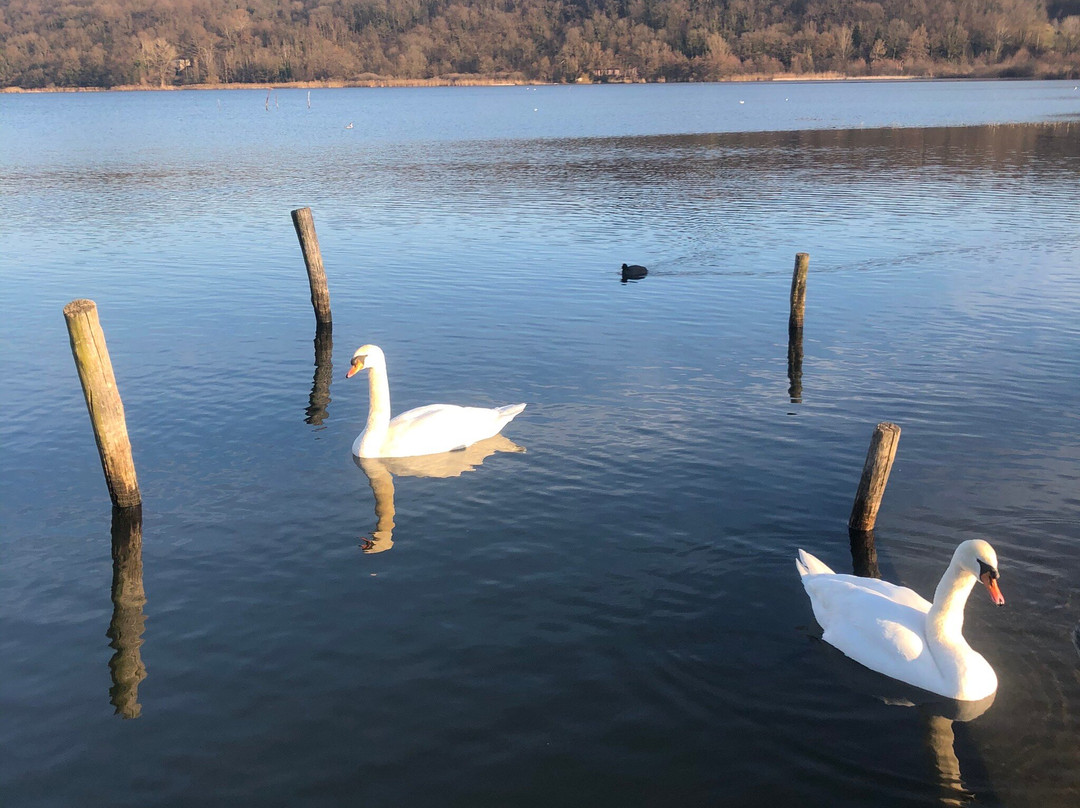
[291,207,332,326]
[786,252,808,402]
[107,504,147,719]
[64,299,141,508]
[788,252,809,332]
[306,323,334,425]
[849,422,901,532]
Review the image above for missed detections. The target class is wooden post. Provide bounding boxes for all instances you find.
[107,504,147,719]
[291,207,332,326]
[849,422,901,531]
[789,252,809,332]
[306,323,333,425]
[64,299,141,508]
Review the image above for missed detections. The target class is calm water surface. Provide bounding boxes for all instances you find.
[2,81,1079,807]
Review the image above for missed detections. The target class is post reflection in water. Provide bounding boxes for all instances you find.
[848,527,881,579]
[106,504,147,719]
[354,435,526,554]
[787,324,803,404]
[305,324,333,426]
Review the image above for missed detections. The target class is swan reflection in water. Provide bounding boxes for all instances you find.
[353,434,525,553]
[905,692,995,806]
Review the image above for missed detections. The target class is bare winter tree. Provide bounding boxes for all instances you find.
[138,36,179,88]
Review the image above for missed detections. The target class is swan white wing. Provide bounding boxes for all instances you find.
[390,404,454,423]
[823,611,941,691]
[802,575,931,626]
[828,574,931,612]
[796,551,930,612]
[803,575,945,692]
[381,404,518,457]
[803,570,928,609]
[819,600,926,663]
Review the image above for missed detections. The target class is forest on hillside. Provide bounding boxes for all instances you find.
[2,0,1079,89]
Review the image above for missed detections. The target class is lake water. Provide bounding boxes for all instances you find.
[2,80,1079,807]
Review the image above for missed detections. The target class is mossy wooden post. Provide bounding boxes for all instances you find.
[291,207,332,326]
[63,299,140,508]
[849,422,901,532]
[108,504,147,719]
[789,252,809,332]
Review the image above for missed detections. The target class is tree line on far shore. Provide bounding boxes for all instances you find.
[2,0,1079,89]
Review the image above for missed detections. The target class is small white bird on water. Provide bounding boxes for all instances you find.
[796,539,1005,701]
[346,344,525,459]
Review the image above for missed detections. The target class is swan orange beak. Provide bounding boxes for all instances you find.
[980,572,1005,606]
[345,356,365,379]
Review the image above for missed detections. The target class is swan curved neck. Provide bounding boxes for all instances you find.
[927,561,976,646]
[364,359,391,436]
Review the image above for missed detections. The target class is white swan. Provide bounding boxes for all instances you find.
[796,539,1005,701]
[346,344,526,459]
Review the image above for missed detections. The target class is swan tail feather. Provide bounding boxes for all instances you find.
[496,403,527,420]
[796,549,834,577]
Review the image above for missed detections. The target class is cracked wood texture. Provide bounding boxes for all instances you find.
[848,422,901,532]
[788,252,809,331]
[64,299,141,507]
[291,207,332,326]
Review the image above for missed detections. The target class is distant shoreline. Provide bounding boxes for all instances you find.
[0,72,1051,94]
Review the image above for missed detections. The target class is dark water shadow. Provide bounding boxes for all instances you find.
[106,504,147,719]
[353,435,525,554]
[848,527,881,579]
[305,324,333,426]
